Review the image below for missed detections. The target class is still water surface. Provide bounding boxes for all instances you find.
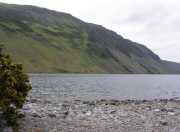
[30,74,180,102]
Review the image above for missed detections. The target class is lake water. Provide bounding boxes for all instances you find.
[29,74,180,102]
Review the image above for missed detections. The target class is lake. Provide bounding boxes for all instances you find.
[29,74,180,102]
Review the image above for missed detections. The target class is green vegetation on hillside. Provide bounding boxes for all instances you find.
[0,3,179,74]
[0,21,104,73]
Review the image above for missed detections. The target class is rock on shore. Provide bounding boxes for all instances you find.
[1,99,180,131]
[6,99,178,132]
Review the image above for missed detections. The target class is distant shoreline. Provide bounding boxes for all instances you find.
[28,73,180,75]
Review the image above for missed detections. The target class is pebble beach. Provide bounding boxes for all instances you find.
[6,99,180,132]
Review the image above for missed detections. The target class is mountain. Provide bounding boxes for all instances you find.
[0,3,179,73]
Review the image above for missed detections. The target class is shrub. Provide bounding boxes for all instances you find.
[0,47,32,126]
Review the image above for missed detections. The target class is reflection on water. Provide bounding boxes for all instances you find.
[29,74,180,102]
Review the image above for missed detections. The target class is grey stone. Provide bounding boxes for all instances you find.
[3,127,13,132]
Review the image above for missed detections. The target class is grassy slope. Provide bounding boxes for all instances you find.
[0,3,179,74]
[0,21,106,73]
[0,22,164,73]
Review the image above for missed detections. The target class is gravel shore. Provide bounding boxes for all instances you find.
[1,99,176,132]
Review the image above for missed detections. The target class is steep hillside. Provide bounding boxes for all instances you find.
[0,3,179,73]
[162,61,180,74]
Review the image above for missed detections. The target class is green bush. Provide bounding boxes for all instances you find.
[0,47,32,126]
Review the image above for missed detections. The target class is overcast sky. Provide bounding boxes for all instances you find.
[0,0,180,62]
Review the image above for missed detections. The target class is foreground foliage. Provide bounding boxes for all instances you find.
[0,47,32,126]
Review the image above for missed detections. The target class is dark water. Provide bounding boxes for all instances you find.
[29,74,180,102]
